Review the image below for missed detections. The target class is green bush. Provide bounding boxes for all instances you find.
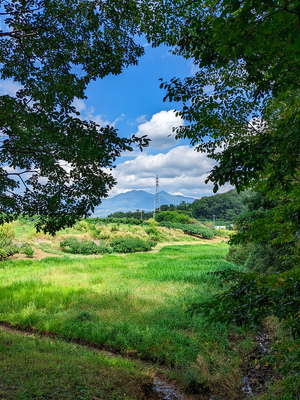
[0,223,15,239]
[144,226,162,241]
[0,239,19,260]
[188,268,300,338]
[110,224,119,232]
[110,237,155,253]
[91,217,144,225]
[60,237,111,255]
[216,228,232,237]
[22,243,34,258]
[155,211,193,224]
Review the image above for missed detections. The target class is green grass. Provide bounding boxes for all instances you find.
[0,242,249,398]
[0,327,153,400]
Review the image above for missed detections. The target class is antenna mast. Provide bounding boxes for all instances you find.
[153,175,161,219]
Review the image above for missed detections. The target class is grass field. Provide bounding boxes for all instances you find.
[0,240,254,399]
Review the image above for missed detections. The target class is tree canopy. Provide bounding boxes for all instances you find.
[0,0,150,234]
[156,0,299,252]
[158,0,299,193]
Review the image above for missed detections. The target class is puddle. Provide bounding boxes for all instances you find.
[153,378,185,400]
[242,376,253,396]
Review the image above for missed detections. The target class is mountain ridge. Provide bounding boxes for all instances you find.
[93,190,195,217]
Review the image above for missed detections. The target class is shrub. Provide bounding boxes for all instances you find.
[110,237,155,253]
[155,211,193,224]
[60,237,111,254]
[22,243,34,258]
[216,228,232,238]
[98,230,111,240]
[110,224,119,232]
[144,226,162,241]
[0,238,19,260]
[0,223,15,239]
[74,220,89,232]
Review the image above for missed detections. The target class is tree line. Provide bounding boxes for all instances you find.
[108,189,247,222]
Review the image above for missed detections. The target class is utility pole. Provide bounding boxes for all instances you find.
[153,175,161,219]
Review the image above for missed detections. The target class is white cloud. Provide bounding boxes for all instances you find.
[71,99,124,127]
[0,80,22,96]
[72,98,86,113]
[135,114,148,124]
[135,110,184,149]
[108,145,233,198]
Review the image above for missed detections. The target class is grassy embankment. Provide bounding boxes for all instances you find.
[0,231,255,400]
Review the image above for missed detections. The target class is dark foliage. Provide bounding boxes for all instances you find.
[0,0,150,234]
[188,269,300,338]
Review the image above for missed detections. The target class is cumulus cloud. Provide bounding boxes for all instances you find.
[108,145,233,198]
[135,110,184,149]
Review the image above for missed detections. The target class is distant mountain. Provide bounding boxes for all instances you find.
[93,190,195,217]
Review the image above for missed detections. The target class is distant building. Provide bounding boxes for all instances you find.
[215,226,226,229]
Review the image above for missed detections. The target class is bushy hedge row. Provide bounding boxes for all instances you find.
[60,237,156,255]
[155,211,193,224]
[159,222,216,239]
[60,237,112,254]
[110,237,156,253]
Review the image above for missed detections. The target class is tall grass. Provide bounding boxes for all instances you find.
[0,243,248,397]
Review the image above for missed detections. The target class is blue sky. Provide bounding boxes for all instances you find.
[0,41,232,200]
[71,45,230,198]
[72,42,233,199]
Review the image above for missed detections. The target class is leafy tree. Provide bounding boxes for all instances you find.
[158,0,299,193]
[191,190,247,221]
[0,0,150,234]
[155,210,192,223]
[155,3,300,390]
[156,0,299,257]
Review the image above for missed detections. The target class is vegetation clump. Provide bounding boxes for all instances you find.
[0,223,19,260]
[160,222,216,239]
[60,236,156,254]
[60,237,112,255]
[21,243,34,258]
[110,237,156,253]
